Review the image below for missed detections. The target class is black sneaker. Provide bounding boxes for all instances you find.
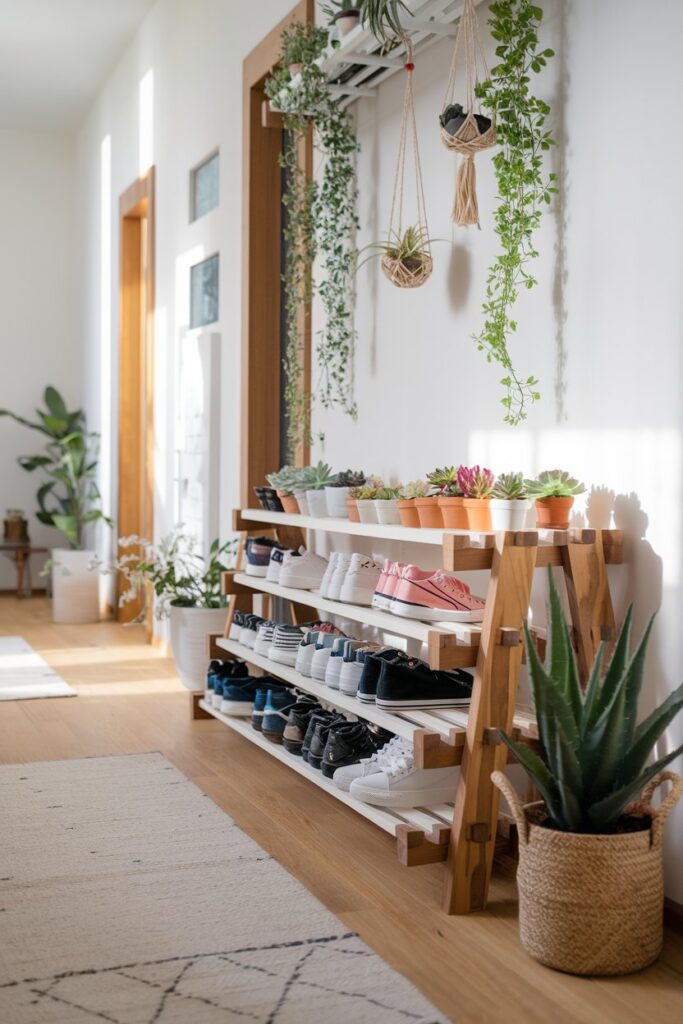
[320,721,384,780]
[229,610,248,641]
[301,710,340,764]
[282,698,322,755]
[357,649,410,704]
[307,714,346,770]
[376,660,474,710]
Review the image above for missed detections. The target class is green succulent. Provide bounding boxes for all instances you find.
[492,471,528,500]
[356,484,379,500]
[426,466,462,497]
[499,569,683,833]
[400,479,429,499]
[330,468,366,488]
[525,470,585,499]
[375,486,401,500]
[300,461,337,491]
[266,465,299,495]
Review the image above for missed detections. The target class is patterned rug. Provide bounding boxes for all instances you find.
[0,636,76,700]
[0,753,447,1022]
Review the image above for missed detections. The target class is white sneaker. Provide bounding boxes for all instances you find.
[319,552,340,599]
[324,637,363,689]
[254,621,277,657]
[327,553,352,601]
[338,642,382,696]
[294,630,321,676]
[266,547,290,583]
[309,633,340,681]
[339,554,383,606]
[279,548,328,590]
[333,736,412,792]
[349,751,458,807]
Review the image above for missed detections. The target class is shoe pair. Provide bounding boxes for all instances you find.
[338,736,459,808]
[319,553,383,606]
[234,613,266,648]
[372,560,486,623]
[295,708,390,778]
[204,659,250,706]
[252,684,296,738]
[294,627,345,677]
[358,652,474,710]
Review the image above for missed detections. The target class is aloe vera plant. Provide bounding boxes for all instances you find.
[525,470,585,499]
[492,471,527,500]
[500,570,683,833]
[426,466,462,497]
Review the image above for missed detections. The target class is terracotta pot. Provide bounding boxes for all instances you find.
[335,11,361,36]
[288,62,303,77]
[346,497,360,522]
[398,498,420,528]
[438,495,468,530]
[278,491,300,514]
[535,496,574,530]
[414,496,443,529]
[463,498,492,531]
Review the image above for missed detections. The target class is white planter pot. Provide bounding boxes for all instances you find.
[306,489,329,518]
[489,499,532,531]
[293,490,310,515]
[336,12,361,36]
[374,499,402,525]
[169,605,228,691]
[356,499,378,523]
[325,485,349,518]
[51,549,100,624]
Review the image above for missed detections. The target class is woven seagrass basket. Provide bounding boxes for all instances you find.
[492,770,683,976]
[380,253,433,289]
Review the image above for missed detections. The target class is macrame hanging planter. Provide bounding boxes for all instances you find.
[440,0,496,227]
[381,41,433,289]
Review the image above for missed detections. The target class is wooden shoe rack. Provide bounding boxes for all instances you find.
[194,507,623,915]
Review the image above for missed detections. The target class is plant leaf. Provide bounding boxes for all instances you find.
[498,731,563,825]
[587,744,683,831]
[619,681,683,785]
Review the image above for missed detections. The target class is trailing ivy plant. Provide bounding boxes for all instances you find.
[474,0,557,425]
[265,22,359,458]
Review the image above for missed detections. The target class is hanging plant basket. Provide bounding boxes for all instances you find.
[380,251,433,288]
[440,0,496,226]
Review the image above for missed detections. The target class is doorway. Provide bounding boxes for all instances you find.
[118,168,155,622]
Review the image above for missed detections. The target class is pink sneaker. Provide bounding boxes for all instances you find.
[371,560,407,611]
[390,567,485,622]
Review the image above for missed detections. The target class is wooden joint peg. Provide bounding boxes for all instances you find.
[468,822,491,843]
[414,728,465,769]
[514,530,538,547]
[206,632,227,660]
[190,692,212,720]
[427,632,478,671]
[602,529,624,565]
[221,570,253,596]
[396,824,450,866]
[495,627,520,647]
[483,727,502,746]
[571,527,596,545]
[591,624,614,644]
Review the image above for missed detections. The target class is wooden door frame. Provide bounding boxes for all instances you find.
[241,1,314,507]
[118,167,155,621]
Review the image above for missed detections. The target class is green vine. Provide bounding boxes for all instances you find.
[265,22,359,458]
[475,0,556,425]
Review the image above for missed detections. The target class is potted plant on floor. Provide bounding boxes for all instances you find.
[457,465,495,530]
[428,466,467,529]
[111,531,236,691]
[525,470,585,529]
[398,480,428,527]
[304,461,337,517]
[492,571,683,976]
[374,485,403,525]
[266,466,300,513]
[490,472,531,530]
[325,469,365,518]
[323,0,364,37]
[0,386,111,623]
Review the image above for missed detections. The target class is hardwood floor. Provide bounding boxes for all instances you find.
[1,596,682,1023]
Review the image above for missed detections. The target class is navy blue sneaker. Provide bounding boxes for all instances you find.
[219,678,269,716]
[251,683,290,731]
[261,689,299,744]
[245,537,280,578]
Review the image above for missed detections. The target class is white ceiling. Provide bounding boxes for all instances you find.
[0,0,156,132]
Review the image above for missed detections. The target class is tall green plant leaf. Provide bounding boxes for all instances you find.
[545,569,582,725]
[587,744,683,831]
[498,731,563,825]
[593,605,633,719]
[581,642,605,737]
[617,681,683,786]
[44,386,68,421]
[554,728,585,831]
[621,613,656,748]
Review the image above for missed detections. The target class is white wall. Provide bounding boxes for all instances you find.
[0,127,78,587]
[313,0,683,900]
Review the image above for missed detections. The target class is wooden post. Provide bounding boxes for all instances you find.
[561,528,616,684]
[444,531,537,915]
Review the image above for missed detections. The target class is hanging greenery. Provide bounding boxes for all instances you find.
[474,0,556,426]
[265,22,359,458]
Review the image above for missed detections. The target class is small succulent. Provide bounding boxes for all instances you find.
[330,468,366,488]
[356,480,382,499]
[457,465,495,499]
[401,479,429,500]
[266,465,299,495]
[375,486,401,500]
[302,461,337,491]
[525,470,586,499]
[492,472,528,501]
[426,466,462,497]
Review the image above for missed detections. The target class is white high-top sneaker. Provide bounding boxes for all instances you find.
[327,553,352,601]
[339,553,383,606]
[324,637,363,690]
[319,552,340,599]
[349,750,459,808]
[338,642,382,696]
[333,735,412,792]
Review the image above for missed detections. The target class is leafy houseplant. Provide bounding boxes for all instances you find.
[427,465,467,530]
[279,19,327,74]
[457,465,495,531]
[325,468,365,518]
[265,23,359,458]
[490,470,531,531]
[525,469,585,529]
[492,571,683,975]
[112,531,236,691]
[0,386,111,624]
[474,0,557,425]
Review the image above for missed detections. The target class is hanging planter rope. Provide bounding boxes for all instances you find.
[381,39,433,289]
[440,0,496,226]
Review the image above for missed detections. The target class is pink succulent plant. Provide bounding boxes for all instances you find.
[457,464,495,499]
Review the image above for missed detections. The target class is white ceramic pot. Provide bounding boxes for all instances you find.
[169,604,228,691]
[356,499,378,523]
[336,11,361,36]
[306,489,329,517]
[489,499,532,531]
[325,485,349,518]
[51,549,100,624]
[293,490,310,515]
[374,499,402,525]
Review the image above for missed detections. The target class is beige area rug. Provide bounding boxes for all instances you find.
[0,753,448,1023]
[0,637,75,700]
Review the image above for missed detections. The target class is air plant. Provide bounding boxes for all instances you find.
[426,466,462,497]
[492,471,528,501]
[525,470,586,499]
[457,465,495,499]
[357,225,435,272]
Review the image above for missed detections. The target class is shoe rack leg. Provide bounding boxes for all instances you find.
[561,529,616,684]
[444,532,537,915]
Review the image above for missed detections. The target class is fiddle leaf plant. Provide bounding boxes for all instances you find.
[499,570,683,833]
[474,0,557,425]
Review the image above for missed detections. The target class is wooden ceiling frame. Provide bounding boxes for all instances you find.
[241,0,314,506]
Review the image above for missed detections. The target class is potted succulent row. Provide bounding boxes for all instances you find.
[326,469,366,518]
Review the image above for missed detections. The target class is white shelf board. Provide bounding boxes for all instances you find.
[199,699,454,837]
[233,571,482,645]
[240,507,456,545]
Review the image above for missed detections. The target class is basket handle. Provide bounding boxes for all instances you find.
[491,770,529,845]
[641,771,683,849]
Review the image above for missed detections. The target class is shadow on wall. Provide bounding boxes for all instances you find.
[447,244,471,312]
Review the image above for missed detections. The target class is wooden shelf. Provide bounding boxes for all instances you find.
[198,698,455,863]
[237,506,459,546]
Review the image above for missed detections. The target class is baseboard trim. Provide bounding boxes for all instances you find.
[664,897,683,933]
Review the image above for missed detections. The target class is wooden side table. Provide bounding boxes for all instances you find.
[0,543,49,598]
